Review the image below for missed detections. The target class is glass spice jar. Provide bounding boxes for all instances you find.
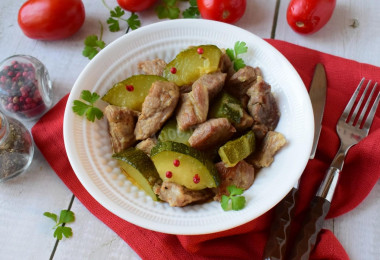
[0,111,34,182]
[0,55,52,121]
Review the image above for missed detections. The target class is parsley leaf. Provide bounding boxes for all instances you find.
[72,90,104,122]
[221,185,246,211]
[82,22,106,60]
[107,6,125,32]
[127,13,141,30]
[156,0,180,19]
[226,41,248,71]
[183,0,200,18]
[44,210,75,241]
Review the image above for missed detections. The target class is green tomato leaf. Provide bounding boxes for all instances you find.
[43,212,58,223]
[59,210,75,224]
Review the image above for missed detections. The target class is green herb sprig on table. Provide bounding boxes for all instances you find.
[82,22,106,60]
[43,210,75,240]
[156,0,181,19]
[221,185,246,211]
[226,41,248,71]
[72,90,104,122]
[182,0,200,18]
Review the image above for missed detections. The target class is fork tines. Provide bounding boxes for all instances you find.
[343,78,380,130]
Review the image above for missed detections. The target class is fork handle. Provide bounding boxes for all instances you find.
[262,187,299,260]
[288,167,340,260]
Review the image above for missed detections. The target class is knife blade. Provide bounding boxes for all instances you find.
[262,63,327,260]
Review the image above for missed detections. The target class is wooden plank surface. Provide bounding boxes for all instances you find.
[0,0,379,259]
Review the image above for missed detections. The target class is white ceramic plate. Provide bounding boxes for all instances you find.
[63,19,314,235]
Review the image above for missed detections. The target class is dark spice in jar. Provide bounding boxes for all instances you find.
[0,113,33,182]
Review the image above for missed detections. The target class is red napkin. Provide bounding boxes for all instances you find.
[32,39,380,260]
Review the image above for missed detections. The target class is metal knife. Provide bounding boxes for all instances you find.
[262,63,327,260]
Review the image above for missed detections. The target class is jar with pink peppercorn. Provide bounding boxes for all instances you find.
[0,55,52,121]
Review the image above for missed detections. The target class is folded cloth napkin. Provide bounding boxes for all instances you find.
[32,39,380,260]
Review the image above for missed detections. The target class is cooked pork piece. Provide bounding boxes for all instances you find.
[233,109,254,132]
[153,181,214,207]
[219,51,235,79]
[226,66,262,98]
[135,81,180,140]
[138,59,167,76]
[246,76,280,139]
[188,118,236,150]
[104,105,139,153]
[176,83,209,131]
[135,137,157,156]
[192,72,226,100]
[213,160,255,201]
[248,131,286,168]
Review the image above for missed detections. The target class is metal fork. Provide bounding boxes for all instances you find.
[289,78,380,260]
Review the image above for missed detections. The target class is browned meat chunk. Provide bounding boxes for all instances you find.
[176,83,209,131]
[153,181,213,207]
[247,76,280,139]
[233,109,254,132]
[248,131,286,168]
[135,81,179,140]
[188,118,236,150]
[218,51,235,79]
[104,105,139,153]
[192,72,226,100]
[226,66,262,98]
[135,137,157,156]
[138,59,167,76]
[213,160,255,201]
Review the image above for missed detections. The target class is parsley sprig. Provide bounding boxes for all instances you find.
[72,90,104,122]
[221,185,246,211]
[156,0,181,19]
[43,210,75,240]
[183,0,200,18]
[82,22,106,60]
[226,41,248,71]
[102,0,141,33]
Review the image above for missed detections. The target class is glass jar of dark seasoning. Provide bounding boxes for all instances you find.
[0,55,52,121]
[0,111,34,182]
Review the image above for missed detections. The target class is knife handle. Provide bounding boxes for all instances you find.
[288,196,331,260]
[262,187,299,260]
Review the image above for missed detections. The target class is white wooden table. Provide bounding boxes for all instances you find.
[1,1,379,259]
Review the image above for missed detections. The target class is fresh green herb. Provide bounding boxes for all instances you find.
[72,90,104,122]
[221,185,246,211]
[226,41,248,71]
[127,13,141,30]
[106,6,141,33]
[82,22,106,60]
[156,0,180,19]
[43,210,75,240]
[183,0,200,18]
[107,6,125,32]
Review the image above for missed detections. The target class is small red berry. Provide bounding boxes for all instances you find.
[126,85,134,92]
[166,171,173,178]
[197,47,204,54]
[170,67,177,74]
[193,174,200,184]
[173,159,180,167]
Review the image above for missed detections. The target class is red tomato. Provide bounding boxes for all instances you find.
[18,0,85,41]
[287,0,336,34]
[117,0,158,12]
[197,0,246,24]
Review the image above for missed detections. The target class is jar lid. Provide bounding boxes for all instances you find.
[0,55,52,121]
